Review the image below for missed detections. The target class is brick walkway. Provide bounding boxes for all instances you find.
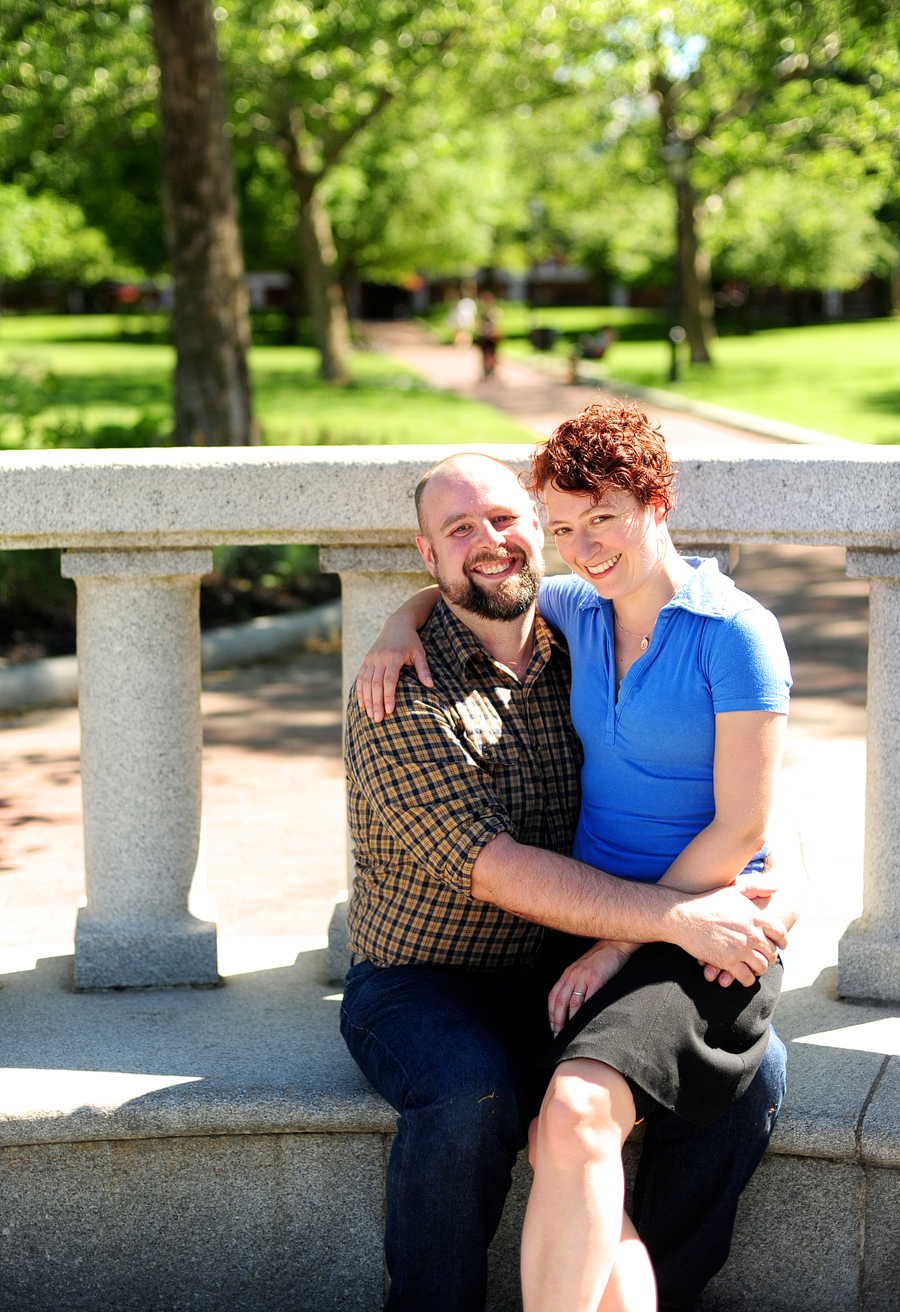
[361,320,781,446]
[0,652,347,957]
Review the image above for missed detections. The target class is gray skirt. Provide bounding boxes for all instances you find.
[535,939,782,1127]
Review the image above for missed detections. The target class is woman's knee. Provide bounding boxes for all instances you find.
[538,1061,635,1164]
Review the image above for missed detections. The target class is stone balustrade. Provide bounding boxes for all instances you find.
[2,444,899,999]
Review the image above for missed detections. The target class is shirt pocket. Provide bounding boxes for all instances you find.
[460,728,522,771]
[479,736,522,770]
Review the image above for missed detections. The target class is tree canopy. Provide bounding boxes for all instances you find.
[1,0,898,371]
[0,182,137,286]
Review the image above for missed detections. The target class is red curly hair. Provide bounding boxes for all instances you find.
[526,401,676,512]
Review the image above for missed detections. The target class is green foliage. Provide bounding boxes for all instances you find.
[500,1,900,299]
[2,0,899,310]
[0,183,138,285]
[202,543,339,631]
[0,0,165,271]
[0,546,75,660]
[705,168,896,289]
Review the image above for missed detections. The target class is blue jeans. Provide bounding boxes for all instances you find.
[340,959,787,1312]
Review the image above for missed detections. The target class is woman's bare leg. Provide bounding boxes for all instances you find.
[521,1059,654,1312]
[596,1213,657,1312]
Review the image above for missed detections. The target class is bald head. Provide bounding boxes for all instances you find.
[413,453,544,624]
[415,453,531,538]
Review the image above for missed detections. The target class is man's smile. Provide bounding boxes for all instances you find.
[467,554,522,580]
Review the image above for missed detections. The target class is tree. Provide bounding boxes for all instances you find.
[325,98,531,285]
[501,66,897,316]
[538,1,899,362]
[706,165,895,294]
[0,1,167,273]
[0,0,256,444]
[217,2,482,383]
[149,0,256,445]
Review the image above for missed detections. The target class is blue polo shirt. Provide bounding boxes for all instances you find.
[537,560,791,883]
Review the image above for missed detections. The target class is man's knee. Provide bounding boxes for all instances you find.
[716,1027,787,1156]
[340,963,530,1146]
[405,1050,528,1147]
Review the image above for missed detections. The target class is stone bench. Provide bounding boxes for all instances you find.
[2,944,898,1312]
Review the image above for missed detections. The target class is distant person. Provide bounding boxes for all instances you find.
[474,292,503,380]
[447,295,477,347]
[569,325,618,384]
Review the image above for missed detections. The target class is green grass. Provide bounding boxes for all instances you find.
[4,310,899,447]
[620,321,900,445]
[0,314,531,448]
[493,307,900,445]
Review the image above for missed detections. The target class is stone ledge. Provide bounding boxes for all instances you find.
[2,949,900,1312]
[2,950,898,1166]
[5,445,900,552]
[0,947,395,1152]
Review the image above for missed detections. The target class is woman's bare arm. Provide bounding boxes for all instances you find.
[356,586,439,720]
[549,710,788,1022]
[658,711,787,893]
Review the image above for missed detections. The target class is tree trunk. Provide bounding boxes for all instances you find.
[675,179,713,365]
[296,184,352,385]
[150,0,257,445]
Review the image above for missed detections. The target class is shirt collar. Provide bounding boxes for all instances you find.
[428,598,564,682]
[665,557,734,619]
[576,556,734,621]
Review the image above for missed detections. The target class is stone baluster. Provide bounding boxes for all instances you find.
[319,546,433,708]
[673,542,740,575]
[62,549,218,990]
[318,546,432,979]
[838,549,900,1002]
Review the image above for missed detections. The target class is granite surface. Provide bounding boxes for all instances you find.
[3,444,900,550]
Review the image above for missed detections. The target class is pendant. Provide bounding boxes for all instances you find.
[639,637,649,652]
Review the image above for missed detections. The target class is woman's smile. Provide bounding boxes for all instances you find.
[584,553,622,578]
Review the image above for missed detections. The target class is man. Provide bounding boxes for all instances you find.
[340,453,803,1312]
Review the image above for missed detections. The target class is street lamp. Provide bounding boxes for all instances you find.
[668,325,686,383]
[661,134,691,383]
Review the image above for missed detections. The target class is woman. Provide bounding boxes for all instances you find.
[357,403,790,1312]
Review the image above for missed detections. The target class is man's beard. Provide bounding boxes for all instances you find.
[435,552,542,620]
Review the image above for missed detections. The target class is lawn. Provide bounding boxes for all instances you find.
[3,309,899,447]
[494,306,900,445]
[0,314,531,448]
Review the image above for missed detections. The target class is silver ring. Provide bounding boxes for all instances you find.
[572,990,585,997]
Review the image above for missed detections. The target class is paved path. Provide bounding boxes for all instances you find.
[0,652,348,966]
[362,320,781,445]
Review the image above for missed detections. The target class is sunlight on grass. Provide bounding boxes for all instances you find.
[0,316,532,447]
[503,313,900,444]
[2,312,897,447]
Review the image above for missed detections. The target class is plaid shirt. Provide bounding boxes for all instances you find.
[345,600,582,972]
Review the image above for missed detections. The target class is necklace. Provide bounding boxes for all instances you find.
[614,615,652,652]
[613,582,679,654]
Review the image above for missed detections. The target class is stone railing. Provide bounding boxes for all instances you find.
[2,444,899,999]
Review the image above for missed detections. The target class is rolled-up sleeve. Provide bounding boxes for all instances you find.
[345,691,514,897]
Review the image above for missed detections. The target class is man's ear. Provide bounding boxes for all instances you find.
[416,534,438,578]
